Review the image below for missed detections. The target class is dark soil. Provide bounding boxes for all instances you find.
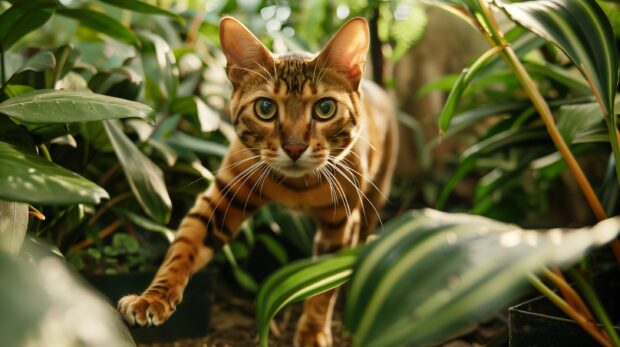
[138,283,352,347]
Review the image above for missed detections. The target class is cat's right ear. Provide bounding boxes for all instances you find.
[220,17,273,88]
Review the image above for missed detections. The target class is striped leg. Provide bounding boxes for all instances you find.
[295,209,360,347]
[118,168,262,326]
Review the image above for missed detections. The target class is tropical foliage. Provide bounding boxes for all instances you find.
[256,0,620,346]
[2,0,620,346]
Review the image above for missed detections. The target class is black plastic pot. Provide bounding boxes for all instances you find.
[84,269,216,343]
[509,271,620,347]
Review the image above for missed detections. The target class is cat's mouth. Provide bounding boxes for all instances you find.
[272,161,321,178]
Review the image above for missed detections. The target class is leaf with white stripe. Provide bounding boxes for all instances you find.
[256,248,358,347]
[497,0,620,183]
[344,209,620,347]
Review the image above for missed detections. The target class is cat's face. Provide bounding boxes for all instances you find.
[220,17,369,178]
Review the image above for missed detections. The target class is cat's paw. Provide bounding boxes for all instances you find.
[294,316,333,347]
[117,290,181,327]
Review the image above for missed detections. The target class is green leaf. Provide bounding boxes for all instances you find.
[498,0,620,185]
[233,267,259,293]
[344,209,620,347]
[57,8,139,45]
[436,127,549,208]
[256,248,358,347]
[4,51,55,87]
[0,200,27,254]
[116,209,174,243]
[0,141,108,205]
[390,3,427,62]
[256,234,288,265]
[104,120,171,224]
[0,1,55,51]
[0,89,153,124]
[167,132,228,158]
[524,61,591,95]
[139,32,178,101]
[556,101,606,144]
[97,0,185,24]
[499,0,618,117]
[438,45,506,133]
[194,97,220,133]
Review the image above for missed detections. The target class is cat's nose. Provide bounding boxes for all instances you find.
[282,143,308,161]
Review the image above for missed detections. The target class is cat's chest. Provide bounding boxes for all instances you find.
[261,174,357,211]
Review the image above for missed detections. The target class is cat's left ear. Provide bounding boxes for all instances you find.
[313,17,369,89]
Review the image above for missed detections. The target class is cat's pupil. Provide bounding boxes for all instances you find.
[260,99,274,114]
[319,99,331,114]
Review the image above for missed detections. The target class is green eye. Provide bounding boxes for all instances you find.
[314,98,336,120]
[254,98,277,120]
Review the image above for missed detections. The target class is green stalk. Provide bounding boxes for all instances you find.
[528,274,612,347]
[569,269,620,347]
[38,144,52,162]
[476,6,607,221]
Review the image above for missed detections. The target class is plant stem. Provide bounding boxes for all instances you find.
[85,191,133,228]
[543,267,595,321]
[476,0,607,221]
[569,269,620,347]
[69,220,123,253]
[38,144,52,162]
[529,274,612,347]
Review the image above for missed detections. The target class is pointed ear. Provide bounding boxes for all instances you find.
[220,17,273,88]
[313,17,369,89]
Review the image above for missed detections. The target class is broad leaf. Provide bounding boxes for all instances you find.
[104,120,171,224]
[194,97,220,133]
[0,1,55,51]
[498,0,620,184]
[0,141,108,205]
[0,89,153,124]
[390,2,427,62]
[98,0,184,24]
[3,51,56,87]
[57,8,139,45]
[438,45,505,133]
[167,132,228,158]
[0,200,27,254]
[256,248,358,347]
[498,0,618,117]
[139,32,178,101]
[344,209,620,347]
[116,209,174,243]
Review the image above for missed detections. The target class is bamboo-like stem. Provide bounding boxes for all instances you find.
[529,274,612,347]
[569,269,620,347]
[471,3,618,345]
[477,1,607,221]
[543,268,595,321]
[69,220,123,253]
[84,191,133,228]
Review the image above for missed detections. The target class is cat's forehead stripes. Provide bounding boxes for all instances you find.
[274,54,311,94]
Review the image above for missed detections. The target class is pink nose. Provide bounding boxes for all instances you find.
[282,143,308,161]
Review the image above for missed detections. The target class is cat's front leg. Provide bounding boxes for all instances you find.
[295,208,361,347]
[118,158,263,326]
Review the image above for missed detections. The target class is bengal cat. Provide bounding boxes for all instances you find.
[118,16,398,346]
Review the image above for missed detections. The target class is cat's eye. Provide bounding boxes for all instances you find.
[313,98,336,120]
[254,98,277,120]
